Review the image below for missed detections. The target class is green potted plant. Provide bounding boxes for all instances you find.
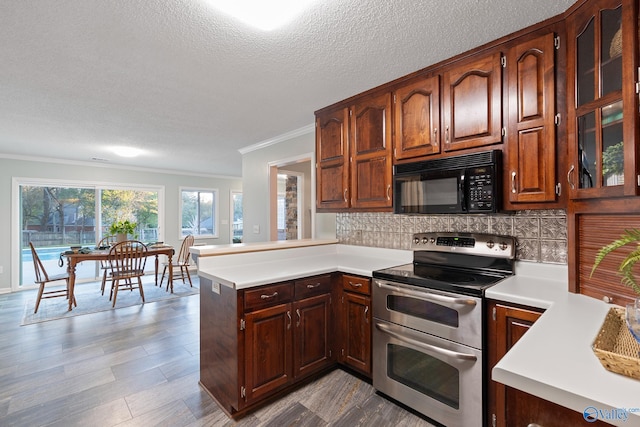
[591,229,640,296]
[109,220,138,242]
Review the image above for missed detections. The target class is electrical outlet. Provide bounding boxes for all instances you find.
[211,282,220,295]
[253,225,260,234]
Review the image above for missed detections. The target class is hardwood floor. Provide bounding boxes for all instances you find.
[0,281,435,426]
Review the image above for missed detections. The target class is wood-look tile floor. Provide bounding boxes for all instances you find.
[0,281,435,427]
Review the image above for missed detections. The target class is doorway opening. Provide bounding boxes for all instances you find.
[269,155,313,241]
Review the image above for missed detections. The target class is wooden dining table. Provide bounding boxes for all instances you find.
[62,244,175,311]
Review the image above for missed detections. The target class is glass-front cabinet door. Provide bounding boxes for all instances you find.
[567,0,638,198]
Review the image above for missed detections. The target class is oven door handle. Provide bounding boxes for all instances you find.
[375,322,477,363]
[376,281,477,307]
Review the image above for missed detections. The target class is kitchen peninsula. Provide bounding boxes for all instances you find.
[192,240,412,419]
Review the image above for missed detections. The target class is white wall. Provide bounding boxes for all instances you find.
[241,129,336,243]
[0,157,242,293]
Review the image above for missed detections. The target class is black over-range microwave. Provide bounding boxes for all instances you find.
[393,150,502,214]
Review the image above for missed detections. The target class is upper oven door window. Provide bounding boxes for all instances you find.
[387,294,458,327]
[373,280,483,349]
[394,168,463,214]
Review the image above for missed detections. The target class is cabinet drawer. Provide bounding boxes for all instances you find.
[244,282,294,312]
[342,274,371,295]
[295,274,332,299]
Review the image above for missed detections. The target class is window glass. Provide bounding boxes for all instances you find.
[180,188,218,238]
[20,183,160,287]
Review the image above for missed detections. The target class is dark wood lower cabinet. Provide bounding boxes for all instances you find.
[200,274,337,418]
[340,274,372,376]
[244,302,293,404]
[293,293,332,378]
[487,300,611,426]
[342,291,371,374]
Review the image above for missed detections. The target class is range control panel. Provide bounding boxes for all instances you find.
[411,232,516,259]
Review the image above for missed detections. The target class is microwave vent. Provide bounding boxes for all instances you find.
[395,150,501,174]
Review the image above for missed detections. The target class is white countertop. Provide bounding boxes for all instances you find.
[487,262,640,426]
[196,243,412,289]
[191,238,339,257]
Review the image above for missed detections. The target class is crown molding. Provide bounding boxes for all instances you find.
[238,123,315,155]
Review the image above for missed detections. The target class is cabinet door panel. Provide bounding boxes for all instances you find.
[294,294,331,378]
[316,107,350,210]
[244,303,292,403]
[343,292,371,375]
[350,93,393,209]
[353,155,391,206]
[354,105,386,154]
[443,52,503,151]
[566,0,637,199]
[394,75,441,159]
[506,32,557,204]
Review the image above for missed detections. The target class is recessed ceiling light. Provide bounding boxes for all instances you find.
[111,146,143,158]
[207,0,317,31]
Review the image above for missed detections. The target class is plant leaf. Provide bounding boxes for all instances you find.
[591,229,640,295]
[591,229,640,276]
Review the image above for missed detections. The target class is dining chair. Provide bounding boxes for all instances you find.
[97,235,117,296]
[29,242,76,313]
[160,234,195,290]
[108,240,148,307]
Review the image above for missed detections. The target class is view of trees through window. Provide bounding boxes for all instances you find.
[181,189,217,237]
[20,183,159,286]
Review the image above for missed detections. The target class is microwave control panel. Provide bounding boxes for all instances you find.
[467,166,495,211]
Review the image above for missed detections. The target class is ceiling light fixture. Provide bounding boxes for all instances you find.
[111,146,143,158]
[206,0,317,31]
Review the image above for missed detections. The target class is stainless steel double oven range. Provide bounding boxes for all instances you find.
[372,232,516,427]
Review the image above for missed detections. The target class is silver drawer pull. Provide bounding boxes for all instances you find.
[260,292,278,299]
[306,283,321,289]
[349,281,363,288]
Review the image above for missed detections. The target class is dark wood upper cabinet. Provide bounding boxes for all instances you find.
[350,92,394,209]
[393,75,441,160]
[566,0,639,199]
[504,32,560,205]
[315,93,393,212]
[316,106,350,210]
[442,51,504,152]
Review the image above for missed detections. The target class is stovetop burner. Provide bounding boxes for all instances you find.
[372,232,516,297]
[373,262,508,296]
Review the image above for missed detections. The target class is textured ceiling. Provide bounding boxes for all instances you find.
[0,0,575,177]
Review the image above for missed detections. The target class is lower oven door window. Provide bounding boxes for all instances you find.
[388,343,459,408]
[373,320,482,427]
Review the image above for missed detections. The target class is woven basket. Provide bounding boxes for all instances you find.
[592,307,640,380]
[609,28,622,58]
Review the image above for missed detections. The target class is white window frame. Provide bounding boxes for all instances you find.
[12,177,165,291]
[179,187,219,239]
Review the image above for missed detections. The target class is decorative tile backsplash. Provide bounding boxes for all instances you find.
[336,209,567,264]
